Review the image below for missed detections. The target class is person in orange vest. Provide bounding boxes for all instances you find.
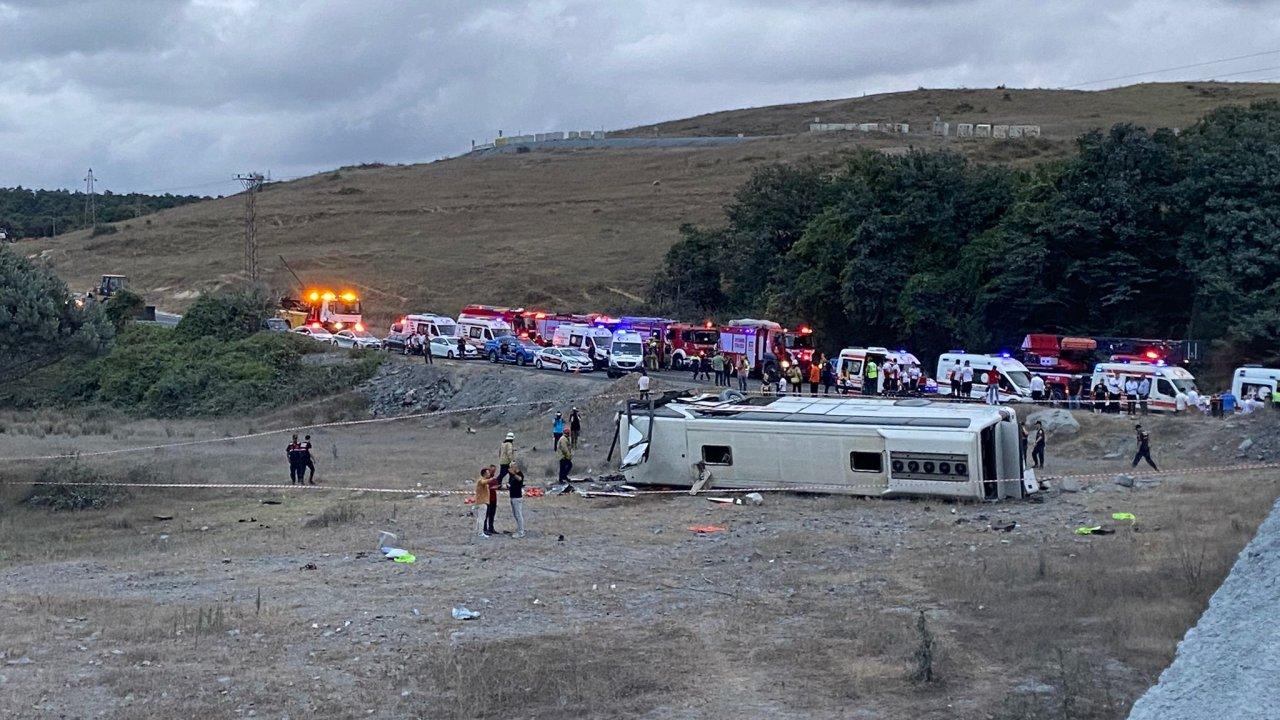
[807,359,821,396]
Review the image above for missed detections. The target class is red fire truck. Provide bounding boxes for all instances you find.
[717,319,815,377]
[665,321,721,369]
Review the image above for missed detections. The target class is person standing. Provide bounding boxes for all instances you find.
[556,432,574,482]
[422,332,433,364]
[552,412,565,448]
[820,357,835,395]
[302,434,317,484]
[711,352,726,387]
[569,407,582,449]
[1019,422,1029,465]
[638,369,651,400]
[1137,377,1151,414]
[1030,374,1046,403]
[808,359,821,396]
[507,465,527,538]
[864,359,878,396]
[700,354,712,384]
[646,337,658,371]
[788,364,803,396]
[1221,389,1238,415]
[738,357,750,392]
[1124,377,1139,416]
[883,358,898,395]
[949,361,962,397]
[727,354,739,389]
[497,432,516,485]
[984,377,1000,405]
[960,361,974,398]
[484,464,499,535]
[286,434,304,484]
[457,336,467,359]
[473,467,493,539]
[1132,425,1158,470]
[690,353,703,382]
[1031,420,1046,468]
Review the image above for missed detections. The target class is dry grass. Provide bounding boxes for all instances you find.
[1,377,1278,718]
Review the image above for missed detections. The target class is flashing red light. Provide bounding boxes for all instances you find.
[354,323,364,332]
[704,320,713,329]
[520,332,529,338]
[1144,350,1160,360]
[310,323,322,329]
[799,325,812,334]
[535,312,546,319]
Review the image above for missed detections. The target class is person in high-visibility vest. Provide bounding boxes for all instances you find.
[864,360,879,396]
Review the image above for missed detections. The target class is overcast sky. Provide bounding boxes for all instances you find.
[2,0,1278,194]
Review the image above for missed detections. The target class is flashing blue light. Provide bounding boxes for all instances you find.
[1157,359,1167,366]
[1000,352,1011,358]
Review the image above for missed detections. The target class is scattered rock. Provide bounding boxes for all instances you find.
[301,563,318,571]
[1059,477,1082,493]
[1238,438,1253,452]
[1114,474,1136,488]
[1026,409,1080,435]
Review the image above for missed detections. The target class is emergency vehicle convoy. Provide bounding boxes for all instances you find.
[1018,334,1200,396]
[1090,361,1198,412]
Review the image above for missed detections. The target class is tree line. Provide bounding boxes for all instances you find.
[647,101,1280,366]
[0,187,206,239]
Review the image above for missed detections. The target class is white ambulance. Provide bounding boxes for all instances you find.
[456,316,514,350]
[1231,366,1279,403]
[935,352,1034,402]
[607,330,646,378]
[836,347,921,393]
[1089,361,1197,412]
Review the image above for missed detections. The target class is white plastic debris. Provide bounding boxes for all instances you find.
[451,606,480,621]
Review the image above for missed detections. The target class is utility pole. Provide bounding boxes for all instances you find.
[83,169,97,228]
[235,173,265,285]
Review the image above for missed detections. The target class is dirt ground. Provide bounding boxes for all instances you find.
[2,358,1279,719]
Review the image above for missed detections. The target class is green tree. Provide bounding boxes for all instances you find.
[0,245,113,383]
[1177,101,1280,360]
[647,224,726,316]
[174,289,274,342]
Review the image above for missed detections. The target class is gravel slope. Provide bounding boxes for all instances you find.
[1128,495,1280,720]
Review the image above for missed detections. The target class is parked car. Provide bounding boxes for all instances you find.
[261,317,291,333]
[535,347,594,373]
[484,336,540,365]
[332,329,383,349]
[430,335,478,359]
[292,324,334,343]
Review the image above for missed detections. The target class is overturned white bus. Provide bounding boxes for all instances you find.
[612,393,1038,501]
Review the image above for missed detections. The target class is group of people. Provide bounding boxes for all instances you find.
[473,431,528,538]
[687,350,752,392]
[472,411,581,539]
[1018,420,1158,471]
[285,434,317,484]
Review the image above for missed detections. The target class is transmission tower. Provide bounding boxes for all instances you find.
[83,169,97,227]
[235,173,265,285]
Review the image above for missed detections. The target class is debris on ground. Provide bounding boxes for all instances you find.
[153,514,173,521]
[1112,512,1137,523]
[689,525,728,534]
[1114,474,1136,488]
[260,499,282,505]
[1074,526,1115,536]
[451,606,480,620]
[301,562,318,570]
[990,521,1018,532]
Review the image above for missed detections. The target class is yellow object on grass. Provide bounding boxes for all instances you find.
[1112,512,1136,522]
[393,554,416,564]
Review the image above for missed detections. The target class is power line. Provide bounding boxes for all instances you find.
[1194,64,1280,82]
[1064,48,1280,88]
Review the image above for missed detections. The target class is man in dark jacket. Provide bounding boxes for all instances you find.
[286,434,305,484]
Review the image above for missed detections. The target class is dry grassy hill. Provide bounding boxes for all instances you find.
[20,82,1280,326]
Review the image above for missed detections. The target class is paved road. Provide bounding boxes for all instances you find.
[154,311,181,327]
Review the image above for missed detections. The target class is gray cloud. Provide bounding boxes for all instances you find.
[0,0,1277,193]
